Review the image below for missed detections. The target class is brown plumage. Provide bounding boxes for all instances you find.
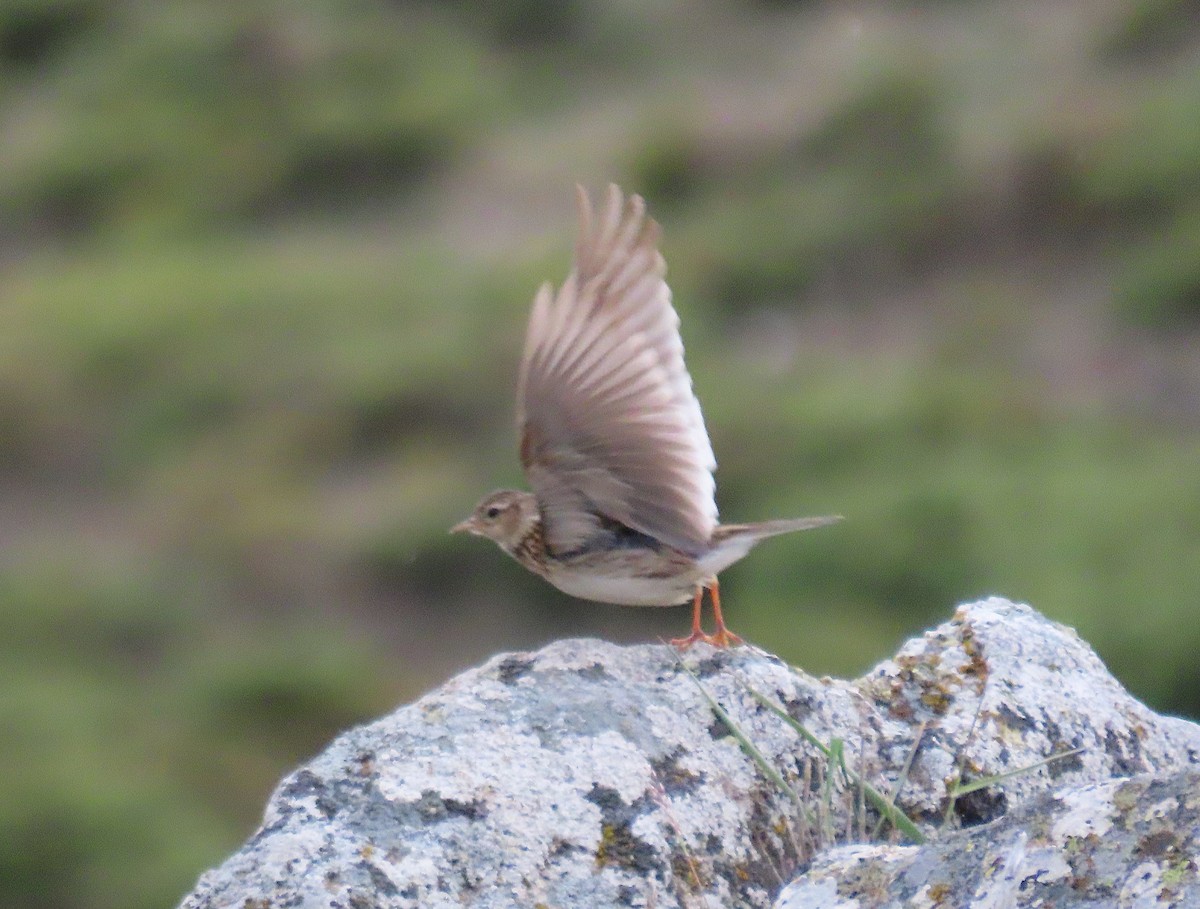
[452,185,840,647]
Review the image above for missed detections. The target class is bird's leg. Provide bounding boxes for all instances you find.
[703,579,743,648]
[670,587,709,649]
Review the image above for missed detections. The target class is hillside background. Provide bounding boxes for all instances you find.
[3,1,1199,907]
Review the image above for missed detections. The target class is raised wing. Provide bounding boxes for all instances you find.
[516,184,717,557]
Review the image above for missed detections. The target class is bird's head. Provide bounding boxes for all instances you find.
[451,489,539,552]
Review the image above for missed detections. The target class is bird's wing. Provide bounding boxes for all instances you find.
[516,184,717,557]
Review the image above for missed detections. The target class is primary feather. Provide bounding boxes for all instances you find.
[516,185,718,557]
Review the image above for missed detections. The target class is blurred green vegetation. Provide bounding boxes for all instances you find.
[2,1,1200,907]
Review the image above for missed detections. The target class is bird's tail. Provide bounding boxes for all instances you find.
[713,514,843,543]
[699,514,841,577]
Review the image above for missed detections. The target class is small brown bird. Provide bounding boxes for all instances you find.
[452,185,840,648]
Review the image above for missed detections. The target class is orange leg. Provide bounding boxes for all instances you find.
[670,579,744,650]
[670,588,709,649]
[703,579,743,648]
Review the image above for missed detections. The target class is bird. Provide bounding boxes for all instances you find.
[452,184,841,648]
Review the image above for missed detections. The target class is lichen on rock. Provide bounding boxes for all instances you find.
[177,598,1200,909]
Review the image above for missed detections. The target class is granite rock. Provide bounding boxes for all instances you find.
[775,771,1200,908]
[177,597,1200,908]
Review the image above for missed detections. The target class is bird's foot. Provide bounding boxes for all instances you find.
[704,626,744,648]
[702,580,743,647]
[672,588,710,649]
[669,627,744,649]
[670,629,712,650]
[671,582,745,648]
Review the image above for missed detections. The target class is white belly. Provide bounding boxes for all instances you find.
[545,565,703,607]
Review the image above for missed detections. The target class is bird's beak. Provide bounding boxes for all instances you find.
[450,518,476,535]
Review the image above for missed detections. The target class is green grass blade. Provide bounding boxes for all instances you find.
[677,659,814,826]
[948,748,1084,799]
[742,684,927,845]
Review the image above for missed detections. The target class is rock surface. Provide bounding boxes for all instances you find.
[177,598,1200,908]
[776,770,1200,908]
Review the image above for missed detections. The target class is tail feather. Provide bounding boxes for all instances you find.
[699,514,841,577]
[712,514,843,543]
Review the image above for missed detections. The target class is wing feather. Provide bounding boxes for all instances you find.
[516,184,717,556]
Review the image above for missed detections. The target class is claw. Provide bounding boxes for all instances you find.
[670,629,712,650]
[703,627,744,648]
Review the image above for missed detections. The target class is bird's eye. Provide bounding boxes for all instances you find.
[485,506,501,519]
